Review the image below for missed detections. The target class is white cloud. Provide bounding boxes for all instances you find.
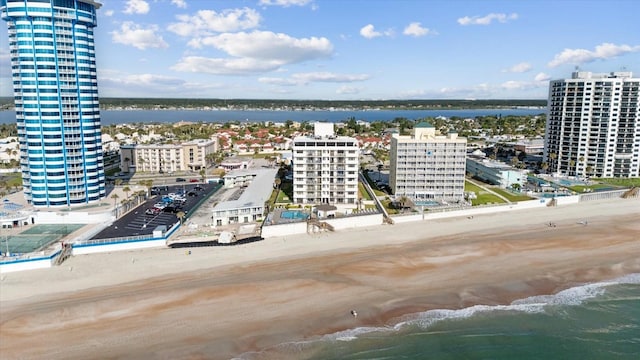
[403,22,435,37]
[360,24,394,39]
[457,13,518,26]
[98,70,223,97]
[501,80,535,90]
[103,9,114,17]
[171,0,187,9]
[123,0,150,15]
[503,62,532,73]
[171,56,283,75]
[259,0,312,6]
[111,22,168,50]
[260,72,370,86]
[187,31,333,64]
[336,86,361,95]
[548,42,640,67]
[534,72,550,82]
[168,8,261,37]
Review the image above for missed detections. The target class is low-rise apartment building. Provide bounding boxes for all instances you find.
[120,138,218,173]
[389,122,467,204]
[466,153,527,189]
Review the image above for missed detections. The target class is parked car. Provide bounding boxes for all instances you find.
[189,178,199,183]
[176,177,186,182]
[193,185,204,191]
[153,202,167,209]
[187,191,198,197]
[146,207,161,215]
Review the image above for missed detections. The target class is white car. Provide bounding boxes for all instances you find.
[153,202,166,209]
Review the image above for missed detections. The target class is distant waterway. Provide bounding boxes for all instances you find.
[0,108,545,125]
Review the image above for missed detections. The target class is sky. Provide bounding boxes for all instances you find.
[0,0,639,100]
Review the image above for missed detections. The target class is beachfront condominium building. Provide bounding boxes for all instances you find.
[292,122,359,209]
[389,122,467,204]
[120,138,218,174]
[544,71,640,178]
[1,0,105,207]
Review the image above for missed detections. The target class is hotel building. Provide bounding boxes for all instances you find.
[1,0,105,207]
[292,123,359,209]
[120,138,218,174]
[544,71,640,178]
[389,122,467,204]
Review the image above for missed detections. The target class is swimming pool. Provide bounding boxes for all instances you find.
[280,210,309,220]
[414,201,440,206]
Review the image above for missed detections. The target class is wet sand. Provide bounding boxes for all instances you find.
[1,198,639,359]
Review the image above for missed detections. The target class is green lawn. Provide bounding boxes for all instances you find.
[591,178,640,188]
[358,182,373,200]
[465,181,506,206]
[491,187,534,202]
[568,183,620,193]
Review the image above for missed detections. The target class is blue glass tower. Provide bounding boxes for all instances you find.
[1,0,106,207]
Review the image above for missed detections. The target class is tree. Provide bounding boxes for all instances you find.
[138,179,153,197]
[122,186,131,199]
[199,168,207,183]
[176,211,186,224]
[111,193,120,217]
[273,178,281,189]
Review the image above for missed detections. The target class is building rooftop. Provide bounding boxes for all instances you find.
[213,168,278,211]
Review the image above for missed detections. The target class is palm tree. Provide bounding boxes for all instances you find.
[138,179,154,197]
[273,177,281,189]
[122,186,131,199]
[111,193,120,217]
[199,168,206,183]
[176,211,186,224]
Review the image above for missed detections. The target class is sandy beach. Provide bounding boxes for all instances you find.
[1,198,639,360]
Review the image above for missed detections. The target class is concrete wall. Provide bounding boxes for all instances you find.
[35,210,113,224]
[73,239,167,255]
[261,222,308,238]
[261,213,383,238]
[392,199,551,224]
[0,251,58,273]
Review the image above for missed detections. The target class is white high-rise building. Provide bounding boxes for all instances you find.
[292,123,359,208]
[1,0,105,207]
[390,122,467,204]
[544,71,640,178]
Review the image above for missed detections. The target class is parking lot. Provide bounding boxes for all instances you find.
[90,182,222,240]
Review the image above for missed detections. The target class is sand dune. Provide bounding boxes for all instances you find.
[1,198,639,359]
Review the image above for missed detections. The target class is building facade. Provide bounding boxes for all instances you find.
[389,122,467,204]
[292,123,359,208]
[544,71,640,178]
[1,0,105,207]
[120,138,218,174]
[466,154,527,190]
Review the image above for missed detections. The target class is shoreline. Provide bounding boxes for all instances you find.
[1,198,639,359]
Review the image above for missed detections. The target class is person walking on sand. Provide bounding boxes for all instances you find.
[350,310,358,318]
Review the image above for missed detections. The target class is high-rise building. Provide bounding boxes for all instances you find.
[1,0,106,207]
[292,123,359,208]
[544,71,640,178]
[389,122,467,204]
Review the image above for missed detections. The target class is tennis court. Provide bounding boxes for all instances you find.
[2,224,84,255]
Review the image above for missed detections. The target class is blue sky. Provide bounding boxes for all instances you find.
[1,0,639,100]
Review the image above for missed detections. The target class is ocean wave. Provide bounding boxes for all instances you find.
[513,272,640,307]
[233,273,640,359]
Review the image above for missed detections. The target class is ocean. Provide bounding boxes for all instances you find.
[237,273,640,360]
[0,108,545,125]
